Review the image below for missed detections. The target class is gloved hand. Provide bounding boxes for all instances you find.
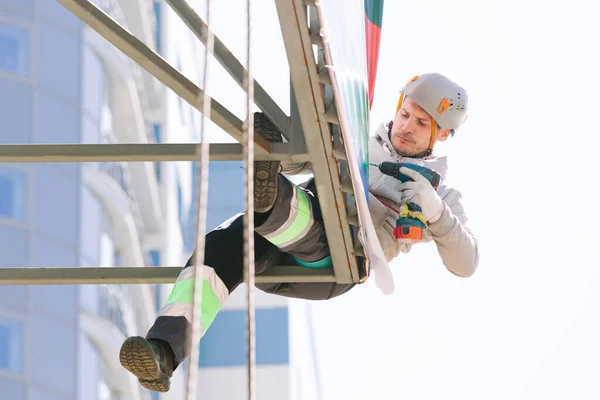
[395,166,444,224]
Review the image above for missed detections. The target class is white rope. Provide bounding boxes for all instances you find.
[185,0,214,399]
[243,0,256,398]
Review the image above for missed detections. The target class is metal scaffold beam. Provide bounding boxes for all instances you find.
[165,0,291,140]
[275,0,360,284]
[0,143,309,163]
[1,0,367,288]
[0,266,335,285]
[55,0,273,152]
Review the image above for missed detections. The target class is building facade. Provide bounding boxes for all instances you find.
[0,1,166,399]
[0,0,321,399]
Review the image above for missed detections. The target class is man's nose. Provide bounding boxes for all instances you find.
[401,119,414,134]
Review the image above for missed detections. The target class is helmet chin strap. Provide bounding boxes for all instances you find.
[387,121,434,159]
[394,78,437,159]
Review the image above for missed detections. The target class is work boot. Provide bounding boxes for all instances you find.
[119,336,174,393]
[253,112,283,213]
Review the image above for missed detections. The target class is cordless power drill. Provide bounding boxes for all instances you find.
[371,162,441,244]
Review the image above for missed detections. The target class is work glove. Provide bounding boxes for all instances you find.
[395,166,444,224]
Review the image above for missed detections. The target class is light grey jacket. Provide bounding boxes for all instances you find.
[366,123,479,277]
[282,122,479,278]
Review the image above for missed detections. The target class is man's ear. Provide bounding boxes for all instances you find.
[437,128,451,142]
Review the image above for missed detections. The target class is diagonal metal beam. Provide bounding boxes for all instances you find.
[56,0,272,152]
[275,0,359,283]
[165,0,291,140]
[0,267,335,285]
[0,143,310,163]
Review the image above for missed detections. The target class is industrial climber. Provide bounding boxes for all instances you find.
[118,72,480,392]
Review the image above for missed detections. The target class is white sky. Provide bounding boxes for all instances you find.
[190,0,600,398]
[309,1,600,399]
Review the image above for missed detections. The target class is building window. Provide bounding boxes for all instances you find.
[82,45,106,125]
[149,250,160,267]
[153,1,162,54]
[0,23,30,77]
[176,177,195,251]
[152,124,162,182]
[175,56,192,127]
[97,0,113,14]
[150,251,162,312]
[0,167,26,221]
[98,376,118,400]
[99,232,116,267]
[186,162,199,246]
[177,179,185,227]
[98,285,128,338]
[0,317,23,373]
[100,81,113,137]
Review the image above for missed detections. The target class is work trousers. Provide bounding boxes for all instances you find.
[146,175,356,368]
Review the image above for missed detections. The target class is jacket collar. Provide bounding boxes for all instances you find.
[373,123,449,180]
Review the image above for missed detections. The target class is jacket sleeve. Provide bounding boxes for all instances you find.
[281,161,313,175]
[427,187,480,277]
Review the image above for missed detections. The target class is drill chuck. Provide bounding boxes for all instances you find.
[373,161,441,188]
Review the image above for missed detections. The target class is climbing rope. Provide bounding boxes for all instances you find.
[185,0,214,398]
[242,0,257,398]
[185,1,256,399]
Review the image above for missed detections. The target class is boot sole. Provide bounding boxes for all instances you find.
[254,160,280,212]
[253,113,282,213]
[119,337,171,392]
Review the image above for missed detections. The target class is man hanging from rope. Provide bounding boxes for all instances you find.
[119,72,479,392]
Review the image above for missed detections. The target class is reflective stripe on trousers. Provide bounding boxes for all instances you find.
[157,265,228,335]
[255,175,330,263]
[145,176,345,367]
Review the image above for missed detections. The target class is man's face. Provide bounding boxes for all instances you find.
[390,97,450,156]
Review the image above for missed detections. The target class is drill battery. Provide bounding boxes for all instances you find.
[372,162,441,244]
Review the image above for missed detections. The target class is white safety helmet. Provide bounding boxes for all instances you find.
[395,73,469,154]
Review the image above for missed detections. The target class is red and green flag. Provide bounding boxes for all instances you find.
[365,0,384,108]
